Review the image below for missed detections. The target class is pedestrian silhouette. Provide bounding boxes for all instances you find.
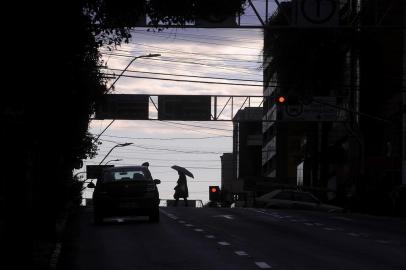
[142,162,152,180]
[173,171,188,206]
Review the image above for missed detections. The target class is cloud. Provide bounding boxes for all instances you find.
[89,27,263,201]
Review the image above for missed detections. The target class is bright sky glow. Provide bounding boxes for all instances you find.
[80,1,272,203]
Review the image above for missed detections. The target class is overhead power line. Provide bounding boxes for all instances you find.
[102,68,264,83]
[101,72,262,87]
[85,161,220,170]
[101,134,232,140]
[165,121,233,132]
[130,31,262,51]
[101,53,262,75]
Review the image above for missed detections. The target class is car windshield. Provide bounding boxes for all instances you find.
[102,168,151,182]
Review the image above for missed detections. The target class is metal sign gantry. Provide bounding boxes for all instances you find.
[95,94,264,122]
[126,0,403,29]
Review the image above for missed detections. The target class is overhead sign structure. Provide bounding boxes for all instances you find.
[195,13,238,27]
[280,97,338,122]
[158,95,211,121]
[95,94,149,120]
[295,0,339,27]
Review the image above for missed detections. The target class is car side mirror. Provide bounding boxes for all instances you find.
[154,179,161,185]
[87,182,96,188]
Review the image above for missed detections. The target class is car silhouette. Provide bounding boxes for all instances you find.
[256,189,343,213]
[88,166,161,224]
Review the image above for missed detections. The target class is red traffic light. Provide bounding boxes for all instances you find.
[209,186,221,202]
[277,96,286,103]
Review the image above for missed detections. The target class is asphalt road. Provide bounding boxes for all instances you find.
[57,206,406,270]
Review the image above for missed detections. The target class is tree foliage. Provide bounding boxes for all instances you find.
[3,3,250,265]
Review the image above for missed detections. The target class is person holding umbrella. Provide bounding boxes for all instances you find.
[172,165,194,207]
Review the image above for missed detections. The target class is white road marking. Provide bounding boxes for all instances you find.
[323,227,336,231]
[347,233,360,237]
[304,223,314,226]
[205,235,215,239]
[159,209,178,220]
[314,223,324,226]
[194,228,204,232]
[218,241,231,246]
[250,209,283,221]
[185,224,193,227]
[117,219,124,223]
[234,251,248,256]
[255,262,272,269]
[376,240,392,244]
[213,214,234,220]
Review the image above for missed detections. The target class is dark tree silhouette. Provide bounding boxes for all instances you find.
[1,1,248,268]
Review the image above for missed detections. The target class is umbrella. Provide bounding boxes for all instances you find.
[171,165,194,178]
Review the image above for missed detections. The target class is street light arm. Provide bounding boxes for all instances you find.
[98,143,132,165]
[107,53,161,93]
[105,158,122,165]
[98,145,118,165]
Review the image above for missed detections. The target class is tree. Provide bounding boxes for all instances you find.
[2,1,249,267]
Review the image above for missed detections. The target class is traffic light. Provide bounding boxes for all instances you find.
[209,186,221,202]
[276,95,286,104]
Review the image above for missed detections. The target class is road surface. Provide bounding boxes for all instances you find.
[57,206,406,270]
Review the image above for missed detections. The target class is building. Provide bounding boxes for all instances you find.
[220,107,263,205]
[262,0,406,214]
[262,1,360,202]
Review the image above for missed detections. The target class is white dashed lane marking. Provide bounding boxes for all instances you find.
[376,240,392,244]
[304,223,314,226]
[347,233,360,237]
[194,228,204,232]
[255,261,272,269]
[323,227,336,231]
[234,251,248,256]
[218,241,231,246]
[185,224,193,227]
[205,235,215,239]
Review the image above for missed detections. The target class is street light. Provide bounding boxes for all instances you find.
[94,53,161,143]
[98,143,133,165]
[105,158,122,165]
[107,53,161,93]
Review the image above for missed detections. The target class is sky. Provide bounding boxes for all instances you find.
[78,0,274,203]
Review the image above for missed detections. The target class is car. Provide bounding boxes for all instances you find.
[88,166,161,224]
[256,189,343,213]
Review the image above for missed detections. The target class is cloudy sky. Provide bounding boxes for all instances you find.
[81,0,274,203]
